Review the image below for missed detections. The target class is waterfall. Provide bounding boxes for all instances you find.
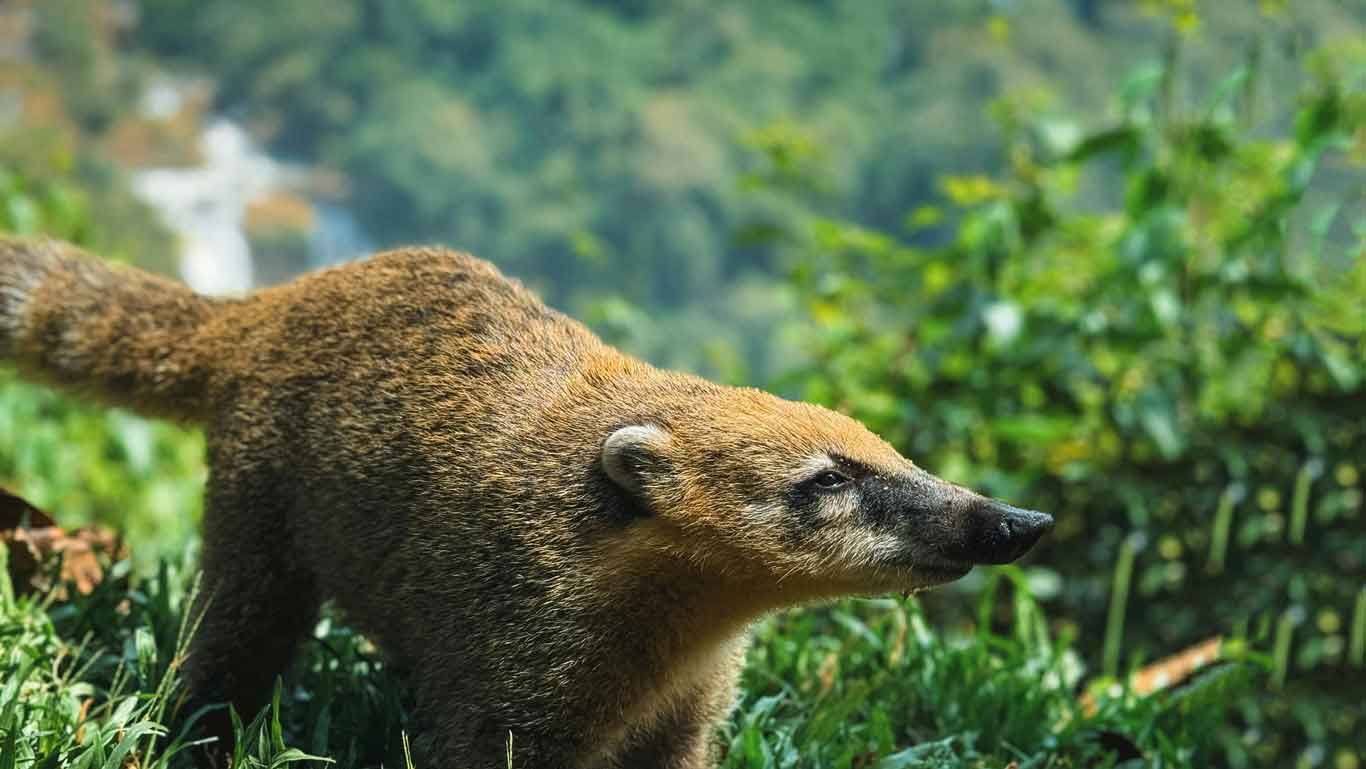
[129,81,370,295]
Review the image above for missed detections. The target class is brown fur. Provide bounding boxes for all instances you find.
[0,237,1048,768]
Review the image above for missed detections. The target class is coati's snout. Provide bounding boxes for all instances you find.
[963,500,1054,564]
[921,486,1054,565]
[600,415,1053,591]
[788,462,1054,581]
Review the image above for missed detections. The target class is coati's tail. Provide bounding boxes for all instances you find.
[0,236,224,423]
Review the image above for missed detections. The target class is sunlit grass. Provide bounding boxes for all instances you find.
[2,540,1257,768]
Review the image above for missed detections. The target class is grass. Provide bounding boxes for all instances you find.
[1,541,1258,769]
[725,572,1259,768]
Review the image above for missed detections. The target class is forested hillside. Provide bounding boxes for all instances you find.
[115,0,1366,373]
[126,1,1355,297]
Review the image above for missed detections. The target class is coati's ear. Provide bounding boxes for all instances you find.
[601,424,671,496]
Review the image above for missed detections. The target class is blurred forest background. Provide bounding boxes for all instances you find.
[2,1,1364,768]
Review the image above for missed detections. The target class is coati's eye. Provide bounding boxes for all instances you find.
[812,470,851,489]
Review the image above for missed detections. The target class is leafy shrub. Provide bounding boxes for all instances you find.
[764,47,1366,767]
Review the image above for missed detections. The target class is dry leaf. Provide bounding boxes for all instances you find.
[1130,636,1222,696]
[2,487,125,597]
[1079,636,1224,716]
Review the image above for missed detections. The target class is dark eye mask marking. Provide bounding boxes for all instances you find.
[859,474,913,530]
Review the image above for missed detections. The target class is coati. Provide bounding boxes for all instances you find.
[0,237,1053,769]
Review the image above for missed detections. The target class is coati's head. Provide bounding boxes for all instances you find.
[599,381,1052,596]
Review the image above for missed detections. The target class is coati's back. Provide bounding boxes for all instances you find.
[213,245,608,438]
[0,238,602,426]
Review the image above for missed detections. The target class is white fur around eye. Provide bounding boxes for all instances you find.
[790,453,838,484]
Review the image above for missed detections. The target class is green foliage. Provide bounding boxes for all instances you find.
[0,127,199,564]
[0,166,90,241]
[0,154,178,278]
[726,572,1259,768]
[0,373,204,564]
[29,0,143,134]
[765,46,1366,768]
[0,551,201,769]
[0,547,413,769]
[1,0,180,278]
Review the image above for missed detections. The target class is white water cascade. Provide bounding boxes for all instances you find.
[132,120,286,295]
[129,82,370,296]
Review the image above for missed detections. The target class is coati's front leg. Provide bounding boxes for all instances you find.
[611,700,717,769]
[610,677,741,769]
[409,678,586,769]
[184,447,321,754]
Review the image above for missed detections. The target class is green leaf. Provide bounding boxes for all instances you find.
[874,736,960,767]
[267,748,334,768]
[1139,402,1184,460]
[1066,126,1140,164]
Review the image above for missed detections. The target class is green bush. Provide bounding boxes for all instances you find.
[762,48,1366,768]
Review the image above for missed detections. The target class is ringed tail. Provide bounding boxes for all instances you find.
[0,236,227,423]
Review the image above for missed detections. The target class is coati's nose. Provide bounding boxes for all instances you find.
[961,501,1053,564]
[901,469,1054,565]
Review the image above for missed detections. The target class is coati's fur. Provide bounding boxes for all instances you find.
[0,237,1051,769]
